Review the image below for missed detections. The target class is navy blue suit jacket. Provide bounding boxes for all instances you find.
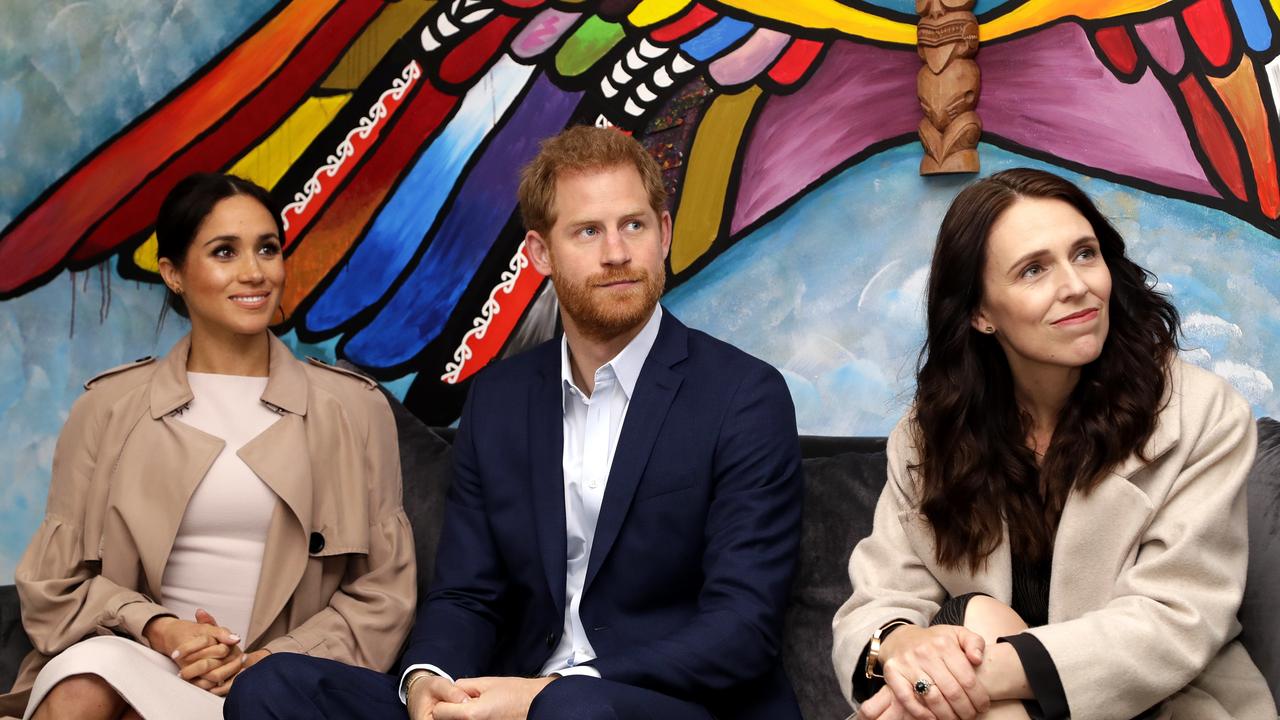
[401,310,803,719]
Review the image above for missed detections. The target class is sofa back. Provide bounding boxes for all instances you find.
[781,439,887,719]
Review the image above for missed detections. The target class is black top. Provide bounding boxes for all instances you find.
[1010,552,1051,628]
[1003,546,1068,719]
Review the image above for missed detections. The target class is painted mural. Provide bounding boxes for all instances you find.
[2,0,1279,580]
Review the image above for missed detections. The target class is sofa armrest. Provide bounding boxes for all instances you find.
[1243,417,1280,705]
[0,585,33,693]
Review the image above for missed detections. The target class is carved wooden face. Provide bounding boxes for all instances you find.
[916,0,979,73]
[917,59,980,129]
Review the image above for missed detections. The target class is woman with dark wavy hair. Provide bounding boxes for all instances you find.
[833,168,1275,720]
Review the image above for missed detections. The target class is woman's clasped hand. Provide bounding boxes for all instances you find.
[143,609,269,696]
[859,625,989,720]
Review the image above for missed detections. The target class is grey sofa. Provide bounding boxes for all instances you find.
[2,397,1277,719]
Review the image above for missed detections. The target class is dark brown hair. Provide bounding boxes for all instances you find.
[155,172,283,318]
[517,125,667,237]
[914,168,1179,572]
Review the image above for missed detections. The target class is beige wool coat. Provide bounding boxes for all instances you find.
[833,360,1276,720]
[0,334,416,717]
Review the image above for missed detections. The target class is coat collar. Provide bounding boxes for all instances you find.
[534,307,689,405]
[531,351,568,614]
[559,306,663,410]
[149,333,309,419]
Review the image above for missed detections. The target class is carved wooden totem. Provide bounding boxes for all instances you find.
[917,0,981,174]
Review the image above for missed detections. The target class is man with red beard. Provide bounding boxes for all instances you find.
[225,126,804,720]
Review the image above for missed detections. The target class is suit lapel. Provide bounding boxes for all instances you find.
[584,314,687,593]
[530,344,569,615]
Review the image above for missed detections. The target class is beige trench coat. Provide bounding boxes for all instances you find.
[833,360,1276,720]
[0,334,416,717]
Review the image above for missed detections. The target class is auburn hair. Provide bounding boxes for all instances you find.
[517,125,667,237]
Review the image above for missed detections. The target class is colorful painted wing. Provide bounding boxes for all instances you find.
[0,0,385,296]
[1087,0,1280,221]
[0,0,856,424]
[4,0,1274,426]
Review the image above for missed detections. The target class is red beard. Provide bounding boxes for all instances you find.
[551,266,665,343]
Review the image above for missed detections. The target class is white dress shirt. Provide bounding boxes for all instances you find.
[400,306,663,699]
[540,304,662,677]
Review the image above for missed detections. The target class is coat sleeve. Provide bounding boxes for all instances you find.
[831,417,947,707]
[263,391,416,671]
[585,363,804,696]
[16,391,174,653]
[1022,377,1256,720]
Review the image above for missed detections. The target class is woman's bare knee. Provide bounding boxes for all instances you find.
[32,674,126,720]
[978,699,1032,719]
[963,595,1029,643]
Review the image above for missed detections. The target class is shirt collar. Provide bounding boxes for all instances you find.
[561,305,663,409]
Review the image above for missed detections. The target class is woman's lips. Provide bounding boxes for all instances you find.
[229,293,270,309]
[1053,307,1099,325]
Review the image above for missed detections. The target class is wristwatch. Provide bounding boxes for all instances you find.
[865,619,912,679]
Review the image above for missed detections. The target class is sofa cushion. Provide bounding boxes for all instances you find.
[785,444,887,720]
[1242,417,1280,702]
[383,390,454,598]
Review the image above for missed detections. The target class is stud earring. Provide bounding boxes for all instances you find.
[985,326,995,334]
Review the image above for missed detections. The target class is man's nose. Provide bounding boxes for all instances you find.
[600,230,630,265]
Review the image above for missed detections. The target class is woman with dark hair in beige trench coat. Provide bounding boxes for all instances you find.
[0,173,416,719]
[834,170,1276,720]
